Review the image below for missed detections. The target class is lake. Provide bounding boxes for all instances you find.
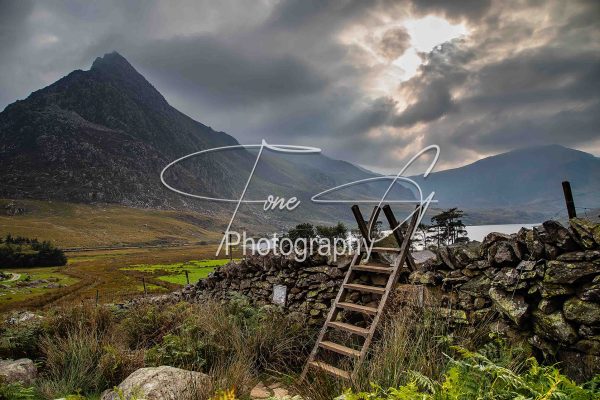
[465,223,541,242]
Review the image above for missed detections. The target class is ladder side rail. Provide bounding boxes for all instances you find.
[382,204,418,271]
[300,251,362,381]
[351,205,371,246]
[351,205,421,378]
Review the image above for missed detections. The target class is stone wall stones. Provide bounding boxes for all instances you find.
[185,218,600,375]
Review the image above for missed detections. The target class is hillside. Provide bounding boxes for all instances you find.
[413,144,600,220]
[0,52,412,229]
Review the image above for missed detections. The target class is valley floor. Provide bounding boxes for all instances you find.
[0,244,239,312]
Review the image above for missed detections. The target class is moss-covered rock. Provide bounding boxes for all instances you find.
[570,218,600,249]
[563,297,600,326]
[543,260,598,284]
[489,287,529,325]
[532,310,578,345]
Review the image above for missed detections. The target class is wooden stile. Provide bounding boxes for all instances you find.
[300,204,421,381]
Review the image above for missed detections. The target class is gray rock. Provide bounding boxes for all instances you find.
[540,283,574,298]
[557,250,600,262]
[409,270,442,285]
[101,366,208,400]
[532,310,579,345]
[543,260,599,284]
[489,287,529,325]
[569,218,600,250]
[0,358,37,385]
[460,275,492,296]
[563,297,600,326]
[488,241,518,267]
[524,229,545,260]
[575,338,600,355]
[537,298,559,314]
[539,221,577,251]
[577,276,600,302]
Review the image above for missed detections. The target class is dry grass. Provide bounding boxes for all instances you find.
[2,299,313,399]
[294,305,492,400]
[0,244,243,312]
[0,199,228,248]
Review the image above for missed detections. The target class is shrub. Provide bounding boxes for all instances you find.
[336,346,600,400]
[36,329,105,397]
[0,235,67,268]
[0,319,45,359]
[0,380,36,399]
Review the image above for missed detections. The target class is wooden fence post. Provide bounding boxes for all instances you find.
[185,270,190,285]
[562,181,577,219]
[142,278,147,296]
[95,289,99,307]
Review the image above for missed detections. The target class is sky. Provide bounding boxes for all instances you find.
[0,0,599,173]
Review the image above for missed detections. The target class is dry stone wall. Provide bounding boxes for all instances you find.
[185,218,600,376]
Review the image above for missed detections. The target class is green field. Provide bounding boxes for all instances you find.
[123,259,235,285]
[0,267,79,303]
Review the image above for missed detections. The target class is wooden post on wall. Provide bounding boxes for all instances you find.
[562,181,577,219]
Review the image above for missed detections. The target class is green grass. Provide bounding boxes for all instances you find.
[122,259,235,285]
[0,267,78,302]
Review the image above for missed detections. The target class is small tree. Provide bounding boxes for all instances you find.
[286,223,316,244]
[430,208,468,246]
[316,222,348,241]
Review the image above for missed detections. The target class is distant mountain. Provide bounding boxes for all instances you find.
[0,52,411,228]
[413,145,600,221]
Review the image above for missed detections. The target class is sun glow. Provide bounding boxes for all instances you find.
[342,15,467,100]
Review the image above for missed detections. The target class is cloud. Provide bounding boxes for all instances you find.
[378,27,411,60]
[0,0,598,173]
[130,35,327,107]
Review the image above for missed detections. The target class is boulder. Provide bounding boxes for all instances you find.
[575,338,600,356]
[481,232,512,254]
[409,270,442,285]
[101,366,209,400]
[537,298,559,314]
[563,297,600,326]
[543,260,599,284]
[460,275,492,297]
[489,287,529,325]
[539,283,575,298]
[557,250,600,262]
[569,218,600,250]
[578,277,600,302]
[524,229,545,260]
[436,246,457,269]
[539,221,577,251]
[0,358,37,385]
[450,246,479,268]
[532,310,579,345]
[488,241,518,267]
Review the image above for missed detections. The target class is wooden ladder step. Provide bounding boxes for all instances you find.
[308,361,351,379]
[371,247,401,253]
[319,341,361,357]
[337,301,378,315]
[328,321,370,336]
[353,264,393,274]
[344,283,386,294]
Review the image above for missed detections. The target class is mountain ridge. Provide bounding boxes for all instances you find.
[0,51,412,229]
[412,144,600,219]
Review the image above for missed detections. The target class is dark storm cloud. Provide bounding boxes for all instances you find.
[410,0,493,22]
[0,0,599,171]
[131,35,327,106]
[379,27,411,60]
[0,0,33,50]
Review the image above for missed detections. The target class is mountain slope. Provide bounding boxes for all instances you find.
[413,144,600,219]
[0,52,412,228]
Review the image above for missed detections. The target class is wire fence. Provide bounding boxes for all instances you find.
[80,275,190,307]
